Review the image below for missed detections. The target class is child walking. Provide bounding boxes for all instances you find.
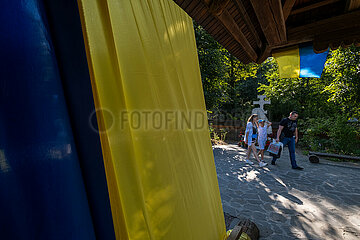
[244,114,267,167]
[257,120,272,162]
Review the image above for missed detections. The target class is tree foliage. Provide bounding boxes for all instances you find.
[194,23,360,155]
[194,22,264,121]
[195,22,360,120]
[258,46,360,120]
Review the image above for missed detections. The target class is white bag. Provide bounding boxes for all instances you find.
[268,140,283,155]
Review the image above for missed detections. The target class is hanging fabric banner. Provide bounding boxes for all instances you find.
[273,44,329,78]
[77,0,226,239]
[43,0,116,238]
[0,0,96,239]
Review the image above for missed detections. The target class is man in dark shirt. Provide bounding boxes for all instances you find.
[272,111,303,170]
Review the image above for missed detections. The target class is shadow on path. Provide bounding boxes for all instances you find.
[214,144,360,240]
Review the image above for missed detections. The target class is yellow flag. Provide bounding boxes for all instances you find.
[77,0,226,239]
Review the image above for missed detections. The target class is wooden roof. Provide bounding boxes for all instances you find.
[173,0,360,63]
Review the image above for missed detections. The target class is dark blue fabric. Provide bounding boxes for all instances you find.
[42,0,116,239]
[0,0,96,239]
[272,137,297,168]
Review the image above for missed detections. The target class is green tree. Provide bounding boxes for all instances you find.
[322,46,360,118]
[194,22,229,110]
[194,23,263,121]
[258,46,360,120]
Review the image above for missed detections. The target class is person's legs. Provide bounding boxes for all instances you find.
[251,143,261,163]
[272,137,290,164]
[258,139,265,160]
[271,154,277,164]
[288,137,297,168]
[259,149,264,161]
[246,144,252,160]
[245,143,254,165]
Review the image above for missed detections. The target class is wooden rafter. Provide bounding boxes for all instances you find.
[282,0,296,21]
[206,0,258,61]
[287,10,360,41]
[208,0,230,15]
[173,0,360,64]
[268,10,360,55]
[314,26,360,52]
[290,0,341,15]
[233,0,262,48]
[270,0,286,42]
[284,10,360,53]
[345,0,360,11]
[216,11,258,61]
[250,0,287,46]
[256,45,272,64]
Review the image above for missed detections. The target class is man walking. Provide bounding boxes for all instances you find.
[272,111,303,170]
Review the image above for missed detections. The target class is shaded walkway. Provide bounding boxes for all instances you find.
[214,144,360,239]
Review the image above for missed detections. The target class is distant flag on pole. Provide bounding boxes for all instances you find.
[272,44,329,78]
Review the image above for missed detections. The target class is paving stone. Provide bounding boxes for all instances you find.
[246,198,263,205]
[263,203,275,211]
[213,144,360,240]
[271,225,284,235]
[256,222,273,238]
[269,212,287,223]
[245,193,261,200]
[229,201,243,209]
[277,207,296,216]
[267,234,288,240]
[250,211,267,220]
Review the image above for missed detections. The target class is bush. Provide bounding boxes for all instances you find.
[299,116,360,156]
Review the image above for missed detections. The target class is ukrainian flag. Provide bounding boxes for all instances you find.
[273,44,329,78]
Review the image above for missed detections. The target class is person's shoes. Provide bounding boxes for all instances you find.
[259,161,268,167]
[245,159,254,165]
[292,166,304,170]
[271,161,276,165]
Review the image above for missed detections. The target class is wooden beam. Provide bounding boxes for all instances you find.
[290,0,341,15]
[203,0,211,5]
[282,0,296,21]
[250,0,278,45]
[204,0,258,61]
[313,25,360,52]
[270,0,287,42]
[355,39,360,47]
[345,0,360,11]
[287,10,360,42]
[256,45,272,64]
[208,0,230,16]
[270,39,312,53]
[216,10,258,61]
[250,0,287,45]
[233,0,262,48]
[309,151,360,161]
[270,11,360,53]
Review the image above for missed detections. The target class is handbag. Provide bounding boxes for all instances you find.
[268,140,283,158]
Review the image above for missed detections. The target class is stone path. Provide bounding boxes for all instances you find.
[213,144,360,240]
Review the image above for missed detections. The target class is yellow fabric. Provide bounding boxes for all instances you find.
[77,0,226,239]
[272,46,300,78]
[239,232,251,240]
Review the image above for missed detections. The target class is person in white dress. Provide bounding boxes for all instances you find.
[244,114,267,167]
[257,120,272,162]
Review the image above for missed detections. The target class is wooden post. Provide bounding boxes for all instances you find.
[228,218,259,240]
[308,151,360,162]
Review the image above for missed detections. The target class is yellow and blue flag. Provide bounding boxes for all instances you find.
[273,44,329,78]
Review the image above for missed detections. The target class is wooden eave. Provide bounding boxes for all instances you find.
[173,0,360,63]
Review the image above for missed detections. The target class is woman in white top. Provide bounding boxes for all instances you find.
[244,114,267,167]
[257,119,272,162]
